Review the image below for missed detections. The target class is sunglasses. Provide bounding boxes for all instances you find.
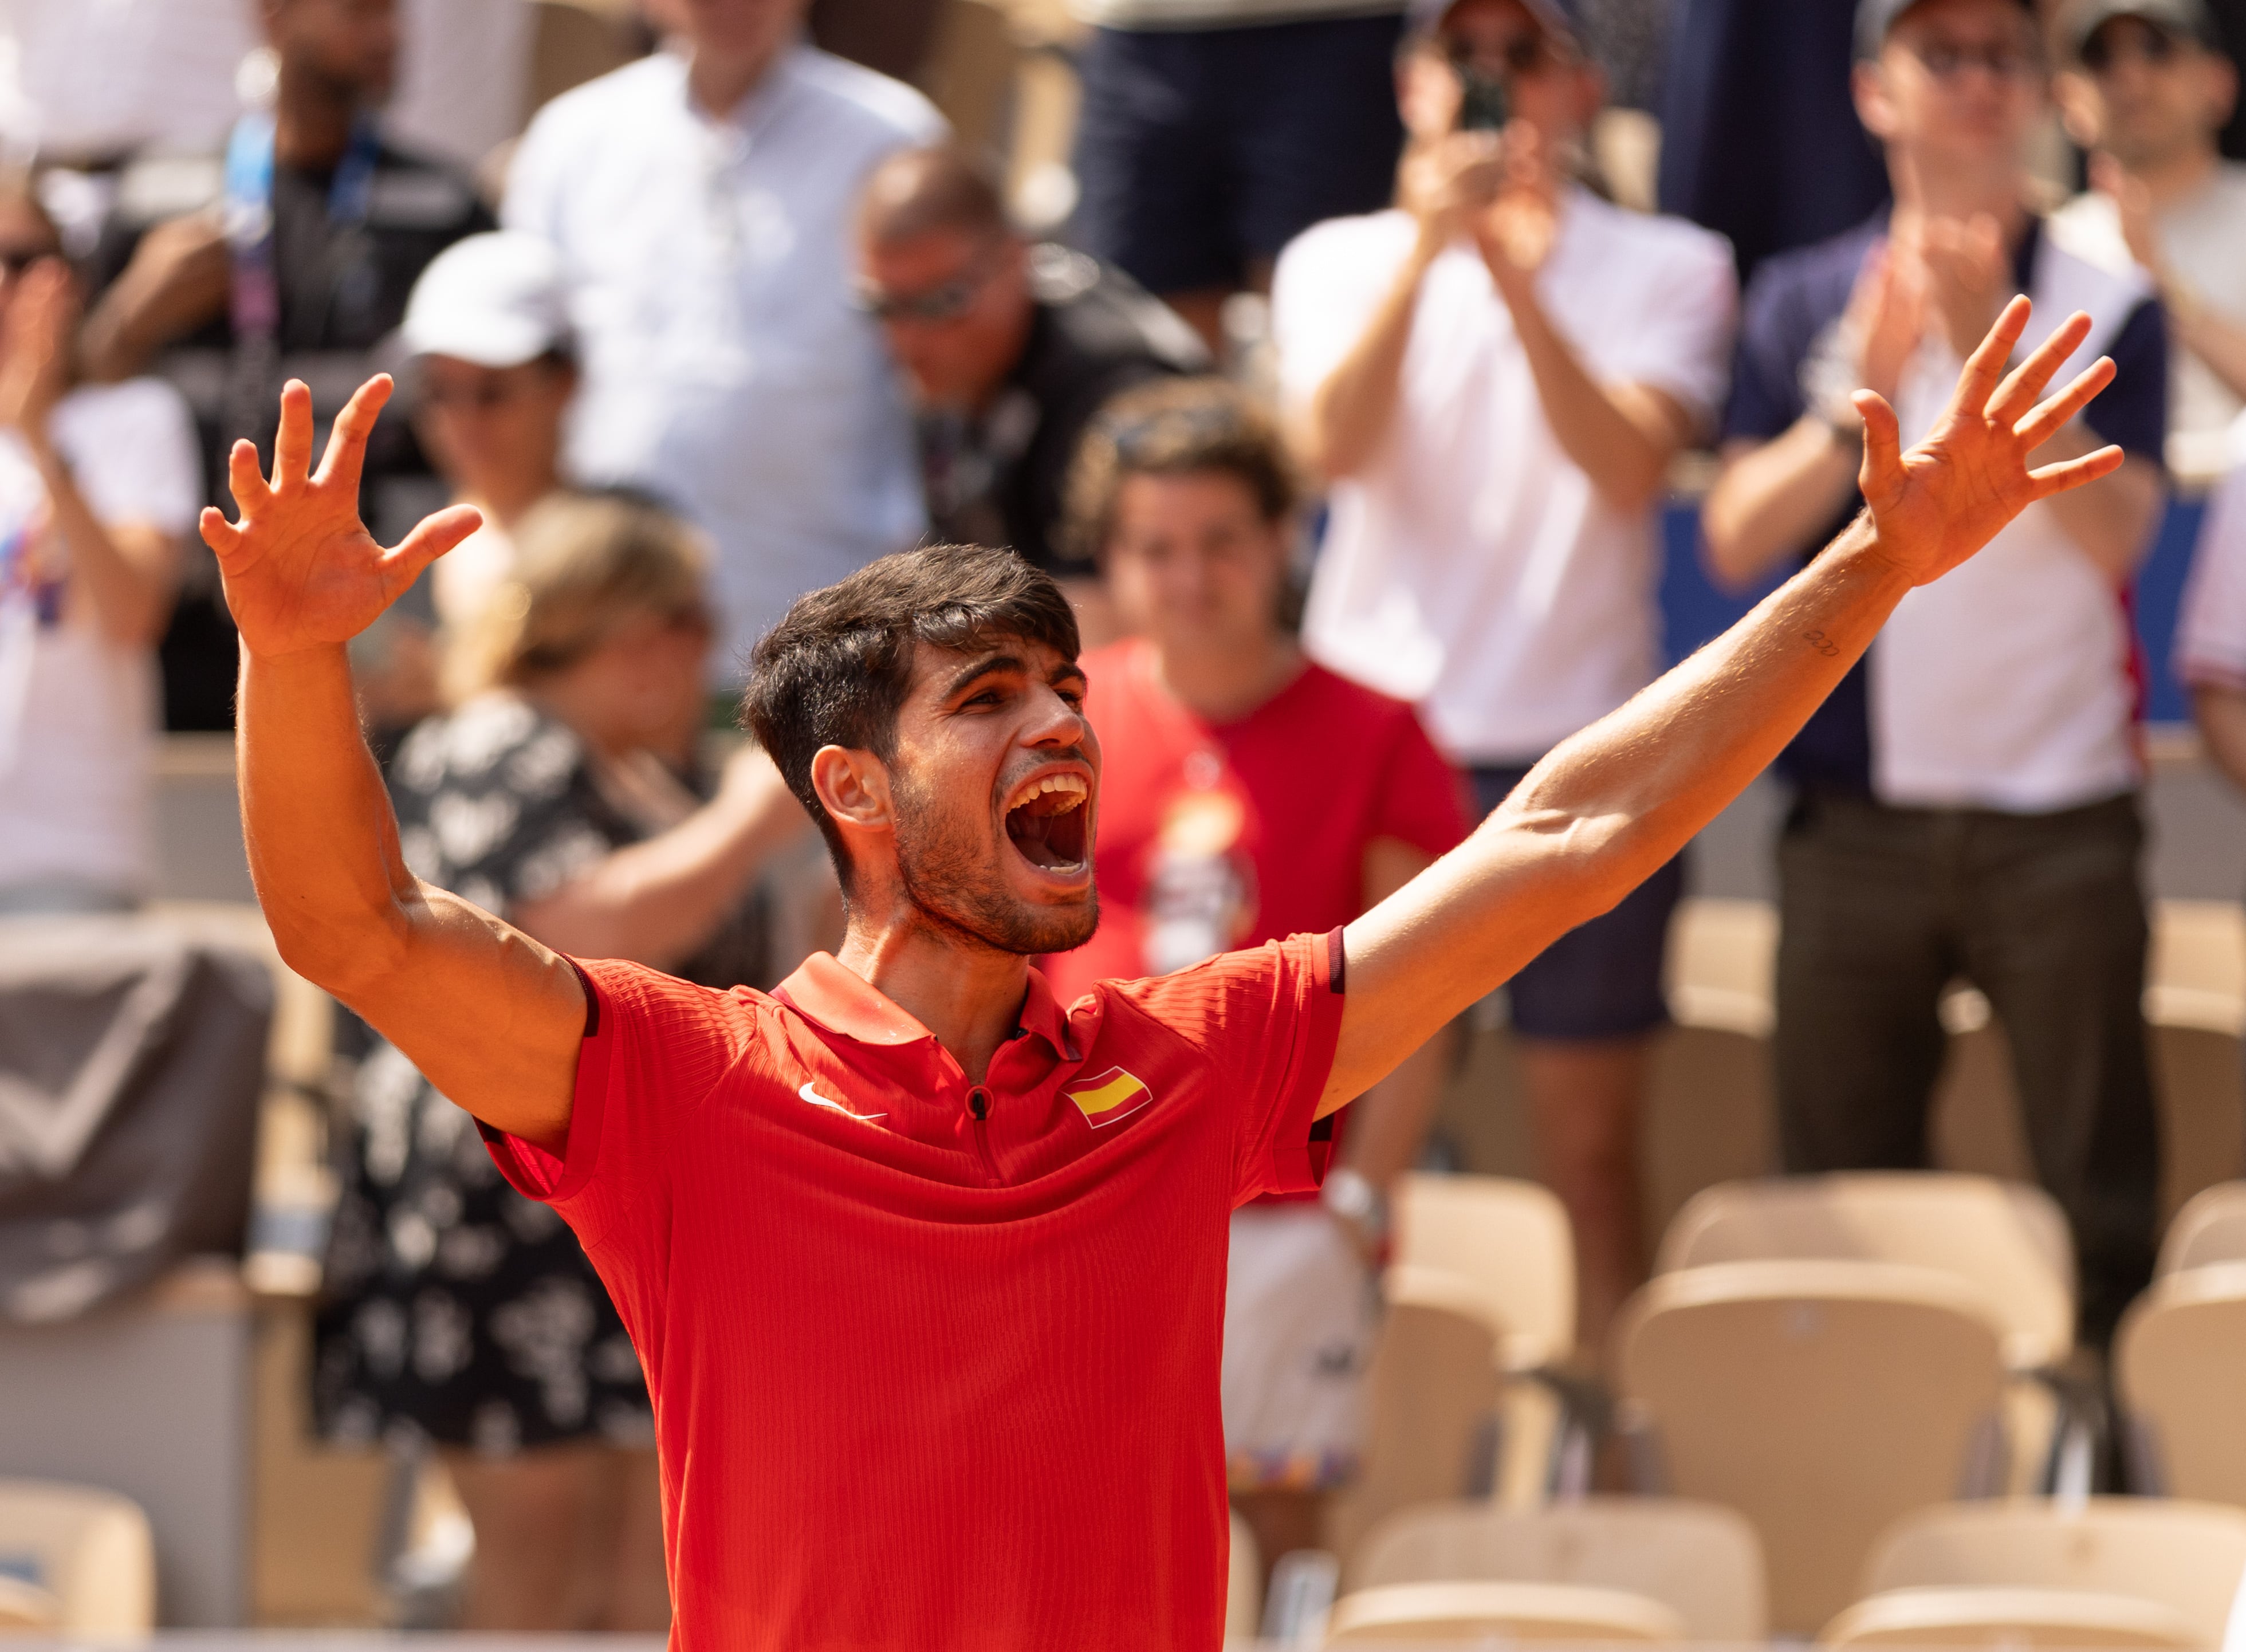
[855,251,1000,325]
[2081,22,2189,72]
[1907,37,2042,81]
[1443,29,1568,78]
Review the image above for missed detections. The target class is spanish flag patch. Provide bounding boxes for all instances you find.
[1065,1065,1154,1128]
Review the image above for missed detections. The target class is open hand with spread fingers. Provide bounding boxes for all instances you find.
[199,376,482,658]
[1853,295,2125,588]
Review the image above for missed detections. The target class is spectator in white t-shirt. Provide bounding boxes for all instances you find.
[2050,0,2246,471]
[1272,0,1737,1347]
[502,0,945,681]
[2178,415,2246,792]
[0,178,198,911]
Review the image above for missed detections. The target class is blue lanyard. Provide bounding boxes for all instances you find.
[222,110,382,343]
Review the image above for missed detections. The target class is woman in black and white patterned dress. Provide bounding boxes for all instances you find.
[314,492,808,1629]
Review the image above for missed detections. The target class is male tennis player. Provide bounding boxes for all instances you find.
[210,296,2117,1648]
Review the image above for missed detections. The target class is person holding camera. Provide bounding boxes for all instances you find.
[1270,0,1736,1349]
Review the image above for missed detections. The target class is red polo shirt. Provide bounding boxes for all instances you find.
[482,931,1346,1649]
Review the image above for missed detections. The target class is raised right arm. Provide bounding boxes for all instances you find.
[213,377,582,1154]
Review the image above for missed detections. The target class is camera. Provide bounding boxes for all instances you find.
[1456,65,1511,131]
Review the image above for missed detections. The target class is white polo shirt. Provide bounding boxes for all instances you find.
[1870,243,2154,813]
[504,46,943,678]
[1273,188,1737,765]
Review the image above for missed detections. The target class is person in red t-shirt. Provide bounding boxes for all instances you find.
[208,300,2119,1649]
[1041,378,1466,1571]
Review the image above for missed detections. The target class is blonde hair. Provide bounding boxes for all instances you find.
[442,490,710,705]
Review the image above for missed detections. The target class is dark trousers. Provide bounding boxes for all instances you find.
[1774,790,2160,1346]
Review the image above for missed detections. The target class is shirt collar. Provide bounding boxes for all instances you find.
[774,953,1078,1057]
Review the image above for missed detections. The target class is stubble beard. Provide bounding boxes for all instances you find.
[892,774,1099,957]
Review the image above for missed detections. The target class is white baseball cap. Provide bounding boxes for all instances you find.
[402,231,571,367]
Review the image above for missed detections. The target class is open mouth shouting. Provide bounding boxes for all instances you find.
[1002,769,1092,878]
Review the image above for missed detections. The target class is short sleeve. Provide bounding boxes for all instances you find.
[2178,423,2246,690]
[1723,253,1826,444]
[2081,297,2167,464]
[1272,217,1413,413]
[1370,705,1471,861]
[1591,230,1740,426]
[52,380,200,533]
[479,957,753,1252]
[1113,930,1347,1205]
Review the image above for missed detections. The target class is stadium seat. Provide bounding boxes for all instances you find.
[1323,1579,1687,1645]
[1819,1587,2202,1649]
[1325,1297,1505,1564]
[1393,1173,1575,1371]
[1226,1510,1260,1642]
[0,1479,155,1633]
[1347,1496,1767,1641]
[1613,1259,2008,1635]
[1655,1172,2072,1370]
[0,1575,62,1629]
[1855,1497,2246,1646]
[2158,1182,2246,1277]
[1657,1172,2079,1494]
[2115,1262,2246,1500]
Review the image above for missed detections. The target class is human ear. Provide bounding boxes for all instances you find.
[1853,59,1897,142]
[2052,70,2103,149]
[810,746,894,833]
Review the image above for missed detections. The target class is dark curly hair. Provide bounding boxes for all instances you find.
[741,543,1080,892]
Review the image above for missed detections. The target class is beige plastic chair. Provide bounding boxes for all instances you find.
[0,1480,154,1633]
[1368,1175,1579,1516]
[2159,1182,2246,1277]
[1859,1497,2246,1645]
[1348,1496,1767,1641]
[2117,1262,2246,1501]
[1657,1173,2074,1369]
[1820,1588,2204,1649]
[1325,1298,1506,1565]
[1226,1511,1260,1642]
[1394,1173,1575,1372]
[1325,1580,1687,1645]
[1614,1259,2007,1637]
[0,1575,62,1629]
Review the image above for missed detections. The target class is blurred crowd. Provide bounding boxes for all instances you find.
[9,0,2246,1629]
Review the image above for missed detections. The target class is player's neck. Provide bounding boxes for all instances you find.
[1147,632,1303,724]
[836,917,1033,1085]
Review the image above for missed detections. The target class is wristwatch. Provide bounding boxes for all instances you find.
[1323,1167,1391,1247]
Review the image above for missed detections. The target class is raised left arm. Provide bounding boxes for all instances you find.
[1319,297,2121,1112]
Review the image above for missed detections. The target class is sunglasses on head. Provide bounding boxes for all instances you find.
[1097,401,1250,465]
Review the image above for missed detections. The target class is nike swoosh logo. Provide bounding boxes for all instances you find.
[797,1081,886,1122]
